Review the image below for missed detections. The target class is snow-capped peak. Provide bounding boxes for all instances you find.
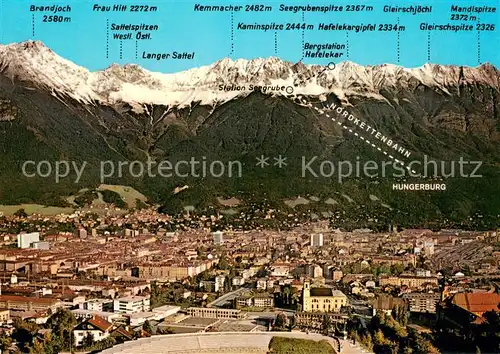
[0,40,498,109]
[0,40,96,104]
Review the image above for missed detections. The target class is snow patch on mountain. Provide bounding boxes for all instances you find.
[0,40,498,110]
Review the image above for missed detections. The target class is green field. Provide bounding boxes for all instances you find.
[0,203,129,217]
[268,337,335,354]
[96,184,148,208]
[0,204,74,216]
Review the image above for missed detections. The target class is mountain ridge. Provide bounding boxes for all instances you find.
[0,40,498,111]
[0,40,499,228]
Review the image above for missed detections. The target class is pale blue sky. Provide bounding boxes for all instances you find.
[1,0,498,72]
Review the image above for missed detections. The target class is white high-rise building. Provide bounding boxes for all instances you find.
[213,231,224,245]
[215,275,225,292]
[17,232,40,249]
[313,265,323,278]
[113,296,150,314]
[310,233,324,247]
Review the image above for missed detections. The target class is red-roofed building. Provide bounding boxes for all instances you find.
[110,326,134,344]
[452,293,500,317]
[73,315,113,347]
[439,293,500,329]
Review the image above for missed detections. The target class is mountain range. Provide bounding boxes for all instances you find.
[0,40,499,229]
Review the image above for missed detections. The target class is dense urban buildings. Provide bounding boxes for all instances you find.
[0,208,497,353]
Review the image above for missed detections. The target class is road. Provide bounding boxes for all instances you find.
[206,287,250,307]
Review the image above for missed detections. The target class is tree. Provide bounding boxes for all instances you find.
[29,333,59,354]
[390,263,404,275]
[12,319,39,351]
[378,264,391,276]
[46,308,77,351]
[283,286,291,306]
[47,308,77,334]
[0,333,12,352]
[462,264,472,276]
[472,309,500,353]
[416,255,428,269]
[409,329,439,354]
[256,267,269,278]
[274,312,287,330]
[14,208,28,218]
[374,329,387,346]
[223,278,231,293]
[392,304,408,327]
[40,332,56,354]
[402,346,413,354]
[373,329,398,354]
[322,315,332,335]
[288,316,296,330]
[360,333,373,351]
[143,320,153,334]
[291,288,299,307]
[218,253,230,270]
[29,339,45,354]
[89,337,116,351]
